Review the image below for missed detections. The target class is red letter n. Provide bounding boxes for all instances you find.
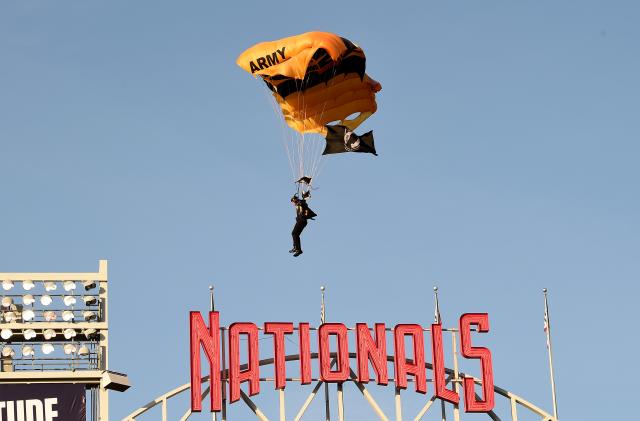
[356,323,388,385]
[394,324,427,394]
[190,311,221,412]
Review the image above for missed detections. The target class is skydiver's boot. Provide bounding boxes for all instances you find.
[293,250,303,257]
[289,248,297,253]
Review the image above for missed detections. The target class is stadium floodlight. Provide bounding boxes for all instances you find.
[43,310,57,321]
[44,281,57,291]
[62,310,75,322]
[1,297,13,308]
[83,280,97,291]
[1,346,15,358]
[2,280,14,291]
[40,294,53,306]
[63,295,77,306]
[22,280,35,291]
[23,329,37,340]
[22,309,35,322]
[82,328,97,337]
[1,329,13,340]
[78,345,90,356]
[63,328,77,339]
[43,329,57,340]
[22,294,36,305]
[83,296,98,306]
[64,344,77,355]
[3,311,16,322]
[22,345,35,357]
[42,343,55,355]
[83,311,97,322]
[63,281,76,292]
[102,371,131,392]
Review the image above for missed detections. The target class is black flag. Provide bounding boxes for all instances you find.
[296,176,313,185]
[323,125,377,156]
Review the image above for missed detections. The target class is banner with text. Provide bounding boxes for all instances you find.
[0,383,86,421]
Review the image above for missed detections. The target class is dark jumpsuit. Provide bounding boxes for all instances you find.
[292,200,313,251]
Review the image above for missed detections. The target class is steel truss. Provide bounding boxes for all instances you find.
[123,351,556,421]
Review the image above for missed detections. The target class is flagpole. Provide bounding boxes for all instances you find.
[209,286,218,421]
[433,286,441,324]
[543,288,559,420]
[321,286,330,421]
[432,286,448,420]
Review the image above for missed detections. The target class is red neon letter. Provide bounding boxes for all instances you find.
[264,322,294,389]
[318,323,350,382]
[229,322,260,403]
[431,323,460,404]
[299,323,312,384]
[393,324,427,393]
[459,313,494,412]
[189,311,221,412]
[356,323,388,385]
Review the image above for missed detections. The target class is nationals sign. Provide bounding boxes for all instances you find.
[190,312,494,414]
[0,383,86,421]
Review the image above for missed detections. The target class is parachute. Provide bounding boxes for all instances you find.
[237,31,381,195]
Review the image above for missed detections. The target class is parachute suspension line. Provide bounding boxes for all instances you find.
[307,65,339,183]
[293,75,304,183]
[261,84,296,181]
[296,71,312,185]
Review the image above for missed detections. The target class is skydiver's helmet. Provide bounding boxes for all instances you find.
[291,195,300,204]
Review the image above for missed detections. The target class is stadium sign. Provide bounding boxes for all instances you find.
[189,312,495,414]
[0,383,86,421]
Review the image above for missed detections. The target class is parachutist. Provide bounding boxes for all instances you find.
[290,195,317,257]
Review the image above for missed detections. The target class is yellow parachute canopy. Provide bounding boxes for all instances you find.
[237,31,381,134]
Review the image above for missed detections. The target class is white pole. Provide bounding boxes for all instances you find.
[321,286,330,421]
[210,286,218,421]
[434,286,446,420]
[543,289,559,420]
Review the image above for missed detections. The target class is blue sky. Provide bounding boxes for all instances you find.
[1,1,638,419]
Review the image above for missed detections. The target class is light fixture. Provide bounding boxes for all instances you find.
[83,296,98,306]
[3,311,15,322]
[22,309,35,322]
[63,295,77,306]
[1,329,13,340]
[22,294,35,305]
[78,345,90,356]
[62,310,75,322]
[40,295,53,306]
[1,346,15,358]
[102,371,131,392]
[2,280,14,291]
[82,328,97,337]
[23,329,37,340]
[63,328,76,339]
[43,329,56,340]
[64,344,77,355]
[44,282,57,291]
[83,280,97,291]
[22,346,35,357]
[1,297,13,308]
[42,343,55,355]
[22,280,35,291]
[43,311,57,321]
[63,281,76,292]
[83,311,97,322]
